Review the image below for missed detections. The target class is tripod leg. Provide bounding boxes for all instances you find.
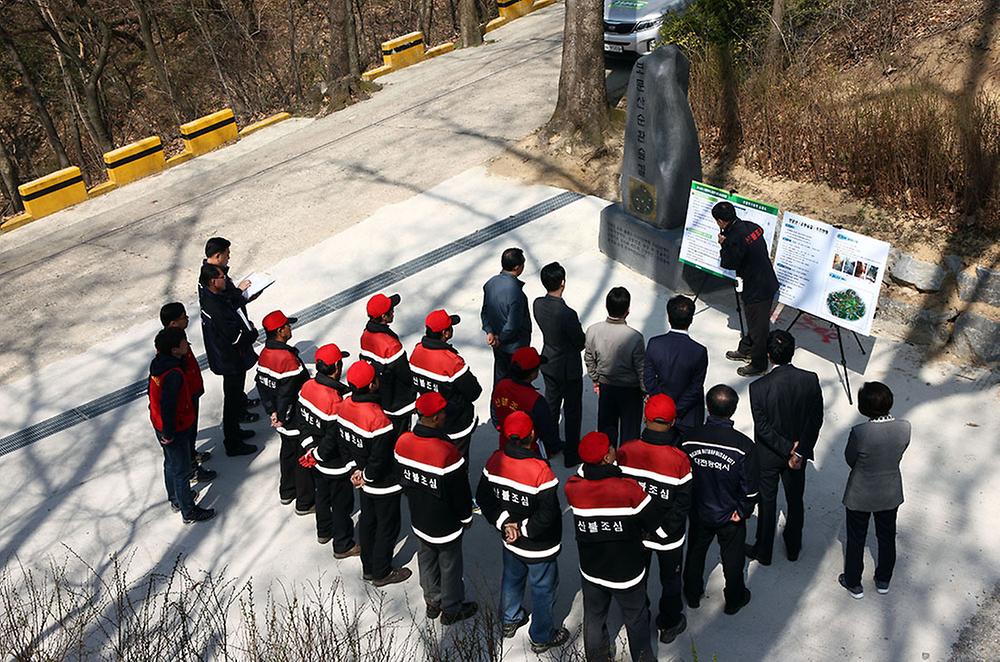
[852,331,866,356]
[835,325,853,405]
[692,271,711,305]
[734,285,745,337]
[785,310,803,332]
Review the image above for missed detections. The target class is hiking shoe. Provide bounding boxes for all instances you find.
[723,588,752,615]
[194,451,212,464]
[280,496,295,505]
[238,428,256,439]
[169,501,181,513]
[245,397,261,409]
[875,580,890,595]
[659,614,687,644]
[737,364,767,377]
[225,443,258,457]
[440,602,478,625]
[239,411,260,424]
[317,535,332,545]
[838,574,864,599]
[190,467,217,483]
[295,505,316,516]
[183,506,216,524]
[725,350,752,363]
[530,627,570,653]
[371,567,412,587]
[502,610,529,638]
[426,603,442,620]
[334,543,361,559]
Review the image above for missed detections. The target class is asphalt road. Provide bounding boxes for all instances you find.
[0,5,566,386]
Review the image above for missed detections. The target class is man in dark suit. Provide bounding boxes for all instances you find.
[533,262,586,467]
[746,330,823,565]
[482,247,532,384]
[642,295,708,436]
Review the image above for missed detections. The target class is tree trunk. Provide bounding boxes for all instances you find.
[0,134,23,214]
[546,0,608,146]
[345,0,360,77]
[81,19,114,152]
[0,24,71,169]
[328,0,350,82]
[419,0,434,42]
[764,0,785,69]
[132,0,182,121]
[287,0,303,100]
[458,0,482,48]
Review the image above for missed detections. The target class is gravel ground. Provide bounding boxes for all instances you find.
[951,583,1000,660]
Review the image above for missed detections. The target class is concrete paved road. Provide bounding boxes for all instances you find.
[0,4,566,386]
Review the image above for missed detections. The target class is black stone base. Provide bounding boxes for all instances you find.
[598,202,726,295]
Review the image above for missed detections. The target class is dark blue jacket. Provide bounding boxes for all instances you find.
[719,219,779,304]
[681,417,759,527]
[643,330,708,433]
[199,285,258,376]
[481,272,531,355]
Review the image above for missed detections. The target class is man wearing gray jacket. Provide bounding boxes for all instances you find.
[839,381,910,599]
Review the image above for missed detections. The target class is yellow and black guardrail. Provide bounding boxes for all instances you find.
[17,166,88,221]
[180,108,239,155]
[104,136,165,186]
[363,31,455,81]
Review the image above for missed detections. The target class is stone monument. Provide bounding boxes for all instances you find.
[599,45,711,293]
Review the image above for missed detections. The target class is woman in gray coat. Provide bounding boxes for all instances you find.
[838,382,910,599]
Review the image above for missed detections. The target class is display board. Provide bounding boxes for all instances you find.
[773,212,890,336]
[678,181,779,280]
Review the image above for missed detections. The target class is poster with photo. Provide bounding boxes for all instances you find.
[773,212,890,336]
[678,182,779,280]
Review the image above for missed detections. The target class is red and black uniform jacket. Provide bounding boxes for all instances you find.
[337,392,401,497]
[476,442,562,562]
[360,321,417,419]
[256,339,309,435]
[564,464,663,590]
[181,346,205,399]
[490,377,561,455]
[409,337,482,441]
[617,427,692,552]
[395,423,474,545]
[289,373,355,476]
[149,353,196,440]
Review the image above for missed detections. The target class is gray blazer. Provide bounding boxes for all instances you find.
[842,417,911,512]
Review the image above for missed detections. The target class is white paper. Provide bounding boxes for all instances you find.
[241,272,275,300]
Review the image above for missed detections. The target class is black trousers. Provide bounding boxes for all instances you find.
[648,546,684,630]
[221,371,248,448]
[683,518,747,609]
[278,432,315,510]
[359,492,402,580]
[543,373,582,460]
[189,398,201,471]
[597,384,643,447]
[493,348,513,385]
[736,298,773,371]
[314,471,356,552]
[752,461,806,563]
[844,507,898,586]
[581,576,653,662]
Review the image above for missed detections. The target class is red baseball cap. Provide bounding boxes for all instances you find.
[511,347,547,371]
[425,309,461,333]
[503,411,534,441]
[644,394,677,424]
[262,310,297,332]
[346,360,376,390]
[314,343,349,366]
[579,431,611,464]
[415,391,448,417]
[367,293,401,318]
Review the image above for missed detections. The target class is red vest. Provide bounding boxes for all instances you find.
[360,329,405,364]
[297,378,343,429]
[409,343,468,392]
[491,378,542,449]
[149,367,196,433]
[182,347,204,396]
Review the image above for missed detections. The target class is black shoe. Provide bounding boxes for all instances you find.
[280,496,295,505]
[502,610,529,638]
[317,536,332,545]
[786,547,800,562]
[426,603,442,620]
[723,588,751,615]
[745,544,771,566]
[363,573,375,582]
[296,505,316,516]
[659,614,687,644]
[684,593,701,609]
[239,428,256,439]
[239,411,260,424]
[183,506,216,524]
[726,350,752,363]
[371,567,412,587]
[194,450,212,464]
[563,453,580,468]
[334,543,361,559]
[530,627,570,653]
[245,397,261,409]
[191,467,217,483]
[169,501,180,513]
[440,602,478,625]
[225,443,258,457]
[737,364,767,377]
[875,579,890,595]
[838,574,864,599]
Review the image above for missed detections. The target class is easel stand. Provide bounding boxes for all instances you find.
[692,270,744,337]
[786,310,866,405]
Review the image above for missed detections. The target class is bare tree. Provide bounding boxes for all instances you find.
[0,131,23,213]
[764,0,785,68]
[132,0,182,121]
[326,0,372,110]
[458,0,483,48]
[546,0,608,146]
[0,22,71,168]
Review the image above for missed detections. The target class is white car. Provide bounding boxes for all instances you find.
[603,0,692,59]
